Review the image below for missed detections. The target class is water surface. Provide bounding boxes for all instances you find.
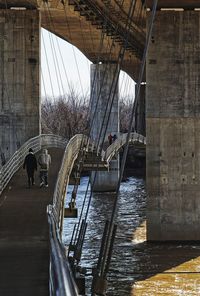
[63,176,146,295]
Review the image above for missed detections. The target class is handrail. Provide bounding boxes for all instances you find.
[104,132,146,162]
[48,134,88,296]
[0,134,67,195]
[50,134,88,227]
[48,132,145,223]
[0,133,87,295]
[48,205,79,296]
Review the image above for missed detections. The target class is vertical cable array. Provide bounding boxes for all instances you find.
[40,0,152,294]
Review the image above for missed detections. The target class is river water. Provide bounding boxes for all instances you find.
[63,176,146,295]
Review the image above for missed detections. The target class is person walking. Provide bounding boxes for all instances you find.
[108,133,113,145]
[38,148,51,188]
[112,134,117,141]
[23,148,37,188]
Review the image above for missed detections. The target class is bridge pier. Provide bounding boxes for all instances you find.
[90,63,119,192]
[0,9,40,164]
[146,10,200,240]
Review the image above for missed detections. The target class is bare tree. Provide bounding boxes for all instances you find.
[119,96,134,132]
[41,89,89,139]
[41,91,134,138]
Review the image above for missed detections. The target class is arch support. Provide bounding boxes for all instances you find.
[0,9,41,163]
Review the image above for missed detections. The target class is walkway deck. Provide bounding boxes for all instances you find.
[0,148,64,296]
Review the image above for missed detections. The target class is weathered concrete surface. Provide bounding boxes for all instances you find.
[0,1,200,84]
[146,11,200,240]
[90,63,119,192]
[0,0,145,81]
[0,9,40,162]
[146,0,200,9]
[0,148,63,295]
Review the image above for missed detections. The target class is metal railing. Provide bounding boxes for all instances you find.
[103,132,146,162]
[0,134,67,195]
[0,133,80,296]
[48,205,79,296]
[47,134,88,296]
[50,134,88,228]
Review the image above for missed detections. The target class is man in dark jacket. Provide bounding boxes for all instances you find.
[23,148,37,188]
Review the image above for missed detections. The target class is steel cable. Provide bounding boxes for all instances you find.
[100,0,158,277]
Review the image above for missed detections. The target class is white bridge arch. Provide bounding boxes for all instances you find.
[103,132,146,163]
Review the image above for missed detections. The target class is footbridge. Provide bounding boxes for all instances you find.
[0,132,145,295]
[103,132,146,163]
[2,132,200,296]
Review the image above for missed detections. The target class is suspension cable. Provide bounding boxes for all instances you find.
[43,4,66,98]
[65,0,120,243]
[73,0,138,245]
[51,0,121,236]
[42,30,56,99]
[95,0,137,153]
[100,0,158,276]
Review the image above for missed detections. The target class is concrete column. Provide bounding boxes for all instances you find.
[146,11,200,240]
[0,9,40,164]
[135,83,146,136]
[90,63,119,192]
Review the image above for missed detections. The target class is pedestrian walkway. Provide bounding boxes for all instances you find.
[0,148,64,296]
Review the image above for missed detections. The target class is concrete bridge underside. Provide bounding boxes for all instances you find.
[0,1,199,81]
[0,0,147,81]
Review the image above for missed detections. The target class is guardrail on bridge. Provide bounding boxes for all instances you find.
[103,132,146,162]
[0,134,67,195]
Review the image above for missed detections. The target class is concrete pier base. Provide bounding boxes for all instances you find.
[90,63,119,192]
[146,11,200,240]
[91,159,119,192]
[0,9,40,164]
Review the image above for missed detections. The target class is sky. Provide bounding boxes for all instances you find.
[41,29,135,101]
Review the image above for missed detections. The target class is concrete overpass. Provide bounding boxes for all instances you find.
[0,0,146,81]
[1,0,199,80]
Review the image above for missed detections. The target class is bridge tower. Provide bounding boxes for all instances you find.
[90,63,119,192]
[0,7,40,164]
[146,8,200,240]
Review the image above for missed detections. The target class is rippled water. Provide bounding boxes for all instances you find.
[63,176,146,295]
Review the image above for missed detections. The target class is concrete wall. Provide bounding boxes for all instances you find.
[90,63,119,192]
[146,11,200,241]
[0,9,40,164]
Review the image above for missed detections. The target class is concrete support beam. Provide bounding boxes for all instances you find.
[135,84,146,136]
[146,11,200,241]
[90,63,119,192]
[0,9,40,164]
